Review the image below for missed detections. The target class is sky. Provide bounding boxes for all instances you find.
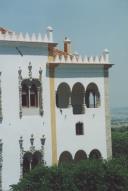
[0,0,128,108]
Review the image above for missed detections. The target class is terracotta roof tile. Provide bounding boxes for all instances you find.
[0,27,13,34]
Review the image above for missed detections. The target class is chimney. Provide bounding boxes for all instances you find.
[64,37,71,54]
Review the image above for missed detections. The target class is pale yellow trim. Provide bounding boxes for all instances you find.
[49,63,58,165]
[104,68,112,159]
[48,56,54,62]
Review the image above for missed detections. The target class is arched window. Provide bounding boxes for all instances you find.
[71,82,85,114]
[59,151,73,165]
[23,152,32,175]
[85,83,100,108]
[76,122,84,135]
[56,83,71,108]
[74,150,87,162]
[21,79,41,108]
[89,149,102,159]
[23,151,42,175]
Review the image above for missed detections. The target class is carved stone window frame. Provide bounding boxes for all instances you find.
[18,63,43,118]
[19,135,45,179]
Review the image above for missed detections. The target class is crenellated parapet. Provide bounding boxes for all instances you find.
[49,49,111,65]
[0,26,54,43]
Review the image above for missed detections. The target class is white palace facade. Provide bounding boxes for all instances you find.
[0,26,112,190]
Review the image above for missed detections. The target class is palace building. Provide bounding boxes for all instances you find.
[0,26,112,190]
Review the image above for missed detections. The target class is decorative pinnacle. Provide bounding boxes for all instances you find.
[28,62,32,80]
[103,49,109,54]
[19,136,23,149]
[18,67,22,75]
[47,26,53,32]
[103,49,110,63]
[47,26,53,42]
[30,134,34,146]
[39,67,42,75]
[40,135,46,146]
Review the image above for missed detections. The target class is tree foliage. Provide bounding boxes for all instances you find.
[11,158,128,191]
[112,127,128,158]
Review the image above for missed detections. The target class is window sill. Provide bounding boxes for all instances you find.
[22,107,39,116]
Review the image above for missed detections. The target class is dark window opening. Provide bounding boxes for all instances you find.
[22,84,29,107]
[58,151,73,165]
[85,83,100,108]
[21,79,40,108]
[56,83,71,108]
[76,122,84,135]
[22,94,28,107]
[23,151,42,176]
[71,83,85,114]
[74,150,87,162]
[23,152,32,175]
[30,85,38,107]
[73,105,85,115]
[31,151,42,169]
[89,149,102,159]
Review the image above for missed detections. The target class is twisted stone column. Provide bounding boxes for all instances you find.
[18,68,22,118]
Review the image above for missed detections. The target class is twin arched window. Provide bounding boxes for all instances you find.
[23,151,42,175]
[56,82,101,114]
[21,79,41,108]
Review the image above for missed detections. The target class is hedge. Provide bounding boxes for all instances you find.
[11,158,128,191]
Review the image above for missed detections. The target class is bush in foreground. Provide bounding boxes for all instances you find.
[11,158,128,191]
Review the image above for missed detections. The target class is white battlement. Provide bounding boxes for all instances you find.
[51,49,110,64]
[0,26,54,43]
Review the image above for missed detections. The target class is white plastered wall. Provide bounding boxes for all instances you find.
[0,44,52,190]
[55,64,107,161]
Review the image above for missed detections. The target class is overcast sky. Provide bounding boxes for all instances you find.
[0,0,128,108]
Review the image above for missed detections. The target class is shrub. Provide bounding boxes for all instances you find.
[10,159,128,191]
[72,160,104,191]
